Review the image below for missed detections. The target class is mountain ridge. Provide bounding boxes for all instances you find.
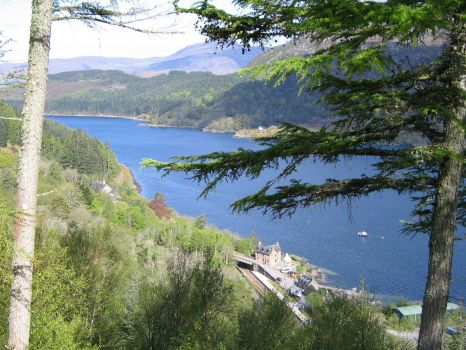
[0,42,265,75]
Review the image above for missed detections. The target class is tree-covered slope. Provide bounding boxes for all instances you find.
[0,103,255,349]
[0,103,119,177]
[37,69,330,130]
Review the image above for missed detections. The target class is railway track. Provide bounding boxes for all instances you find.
[237,266,268,295]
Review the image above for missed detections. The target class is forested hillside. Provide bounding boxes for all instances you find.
[0,103,255,349]
[0,104,119,177]
[6,69,329,130]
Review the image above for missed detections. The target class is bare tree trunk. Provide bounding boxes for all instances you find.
[8,1,53,349]
[417,35,465,350]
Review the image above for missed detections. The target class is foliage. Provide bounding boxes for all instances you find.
[149,192,171,219]
[0,103,21,147]
[29,231,95,350]
[235,234,256,255]
[129,249,236,350]
[1,104,119,176]
[43,120,119,176]
[0,205,13,346]
[0,123,256,349]
[309,294,397,350]
[305,291,324,313]
[0,107,426,349]
[442,308,466,350]
[237,293,310,350]
[386,313,420,332]
[194,214,207,229]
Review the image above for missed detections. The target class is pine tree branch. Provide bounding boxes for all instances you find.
[52,1,180,34]
[230,176,435,217]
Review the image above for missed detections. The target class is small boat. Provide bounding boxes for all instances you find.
[357,230,368,237]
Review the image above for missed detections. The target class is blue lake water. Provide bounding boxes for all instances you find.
[48,115,465,302]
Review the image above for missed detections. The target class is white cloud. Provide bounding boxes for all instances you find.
[0,0,237,63]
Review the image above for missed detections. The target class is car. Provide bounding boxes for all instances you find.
[446,327,458,336]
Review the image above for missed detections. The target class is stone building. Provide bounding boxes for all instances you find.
[255,242,282,267]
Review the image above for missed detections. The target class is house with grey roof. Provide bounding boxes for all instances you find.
[91,180,121,201]
[255,242,282,267]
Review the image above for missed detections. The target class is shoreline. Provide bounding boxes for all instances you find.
[127,167,142,193]
[46,114,427,302]
[46,113,270,136]
[46,113,148,122]
[47,113,318,139]
[48,113,202,131]
[142,123,197,130]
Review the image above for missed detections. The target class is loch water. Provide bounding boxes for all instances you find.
[49,116,465,302]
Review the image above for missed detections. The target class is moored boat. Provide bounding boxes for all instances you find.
[357,230,368,237]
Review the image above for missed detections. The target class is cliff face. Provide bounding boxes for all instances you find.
[115,164,141,193]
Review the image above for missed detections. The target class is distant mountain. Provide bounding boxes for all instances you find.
[248,37,314,68]
[249,37,443,70]
[144,43,262,74]
[0,42,265,76]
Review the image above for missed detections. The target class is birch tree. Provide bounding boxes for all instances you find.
[7,2,173,349]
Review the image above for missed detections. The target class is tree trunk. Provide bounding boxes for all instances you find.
[417,35,465,350]
[8,1,53,349]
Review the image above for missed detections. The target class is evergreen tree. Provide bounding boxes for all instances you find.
[146,1,466,349]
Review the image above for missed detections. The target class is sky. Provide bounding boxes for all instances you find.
[0,0,238,63]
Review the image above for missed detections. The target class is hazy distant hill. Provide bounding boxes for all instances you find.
[248,37,314,67]
[249,36,442,68]
[0,42,264,76]
[144,42,263,74]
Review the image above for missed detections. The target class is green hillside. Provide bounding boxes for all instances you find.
[0,103,256,349]
[6,69,330,131]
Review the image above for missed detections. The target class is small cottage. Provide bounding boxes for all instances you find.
[92,180,112,194]
[92,181,120,201]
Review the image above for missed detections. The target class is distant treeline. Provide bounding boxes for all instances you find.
[6,70,331,130]
[0,103,119,177]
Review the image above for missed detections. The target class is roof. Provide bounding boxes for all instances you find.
[256,242,281,255]
[91,182,106,191]
[394,303,459,317]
